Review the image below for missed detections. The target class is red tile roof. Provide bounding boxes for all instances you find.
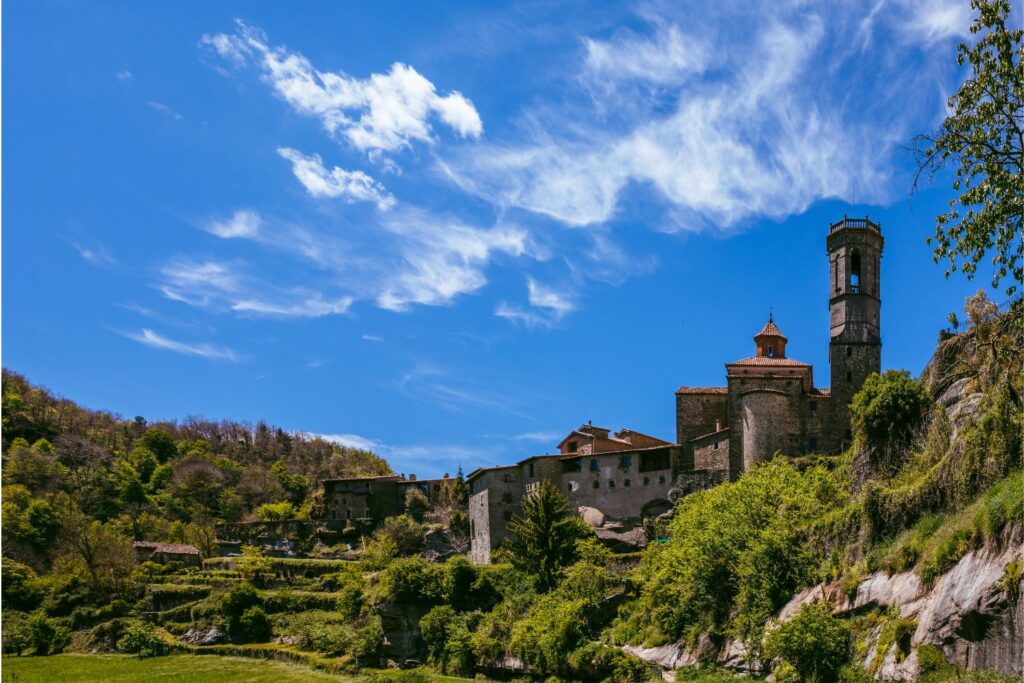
[755,319,787,339]
[729,356,809,367]
[676,386,728,394]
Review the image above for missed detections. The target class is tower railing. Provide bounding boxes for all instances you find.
[829,216,881,233]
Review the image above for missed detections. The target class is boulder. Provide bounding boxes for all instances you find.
[180,626,226,646]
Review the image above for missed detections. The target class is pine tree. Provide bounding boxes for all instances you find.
[504,481,591,590]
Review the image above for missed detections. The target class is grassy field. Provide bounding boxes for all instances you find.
[1,654,354,682]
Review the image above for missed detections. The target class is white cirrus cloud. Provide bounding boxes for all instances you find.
[584,23,707,85]
[202,21,483,153]
[496,277,575,328]
[900,0,974,46]
[376,209,530,311]
[205,209,262,238]
[444,12,891,231]
[122,328,239,361]
[278,147,395,209]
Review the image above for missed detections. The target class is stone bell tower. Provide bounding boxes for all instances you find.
[827,216,883,450]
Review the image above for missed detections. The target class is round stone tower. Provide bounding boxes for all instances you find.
[827,216,883,450]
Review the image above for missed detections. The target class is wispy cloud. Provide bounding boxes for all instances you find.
[584,23,707,86]
[117,69,133,81]
[362,334,384,342]
[496,277,575,327]
[312,432,383,451]
[278,147,395,209]
[512,430,561,442]
[147,100,183,121]
[72,242,117,266]
[900,0,973,46]
[122,328,239,361]
[202,21,482,154]
[205,209,261,239]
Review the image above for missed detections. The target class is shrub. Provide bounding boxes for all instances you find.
[118,620,163,658]
[764,602,850,683]
[26,612,69,655]
[236,606,272,643]
[850,370,929,469]
[404,487,430,522]
[236,545,273,584]
[220,582,265,639]
[420,605,475,675]
[373,557,441,605]
[378,514,426,555]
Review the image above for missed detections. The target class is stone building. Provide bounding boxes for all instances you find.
[468,216,884,563]
[321,473,451,527]
[676,215,883,478]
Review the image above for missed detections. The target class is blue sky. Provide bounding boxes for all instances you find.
[3,1,1006,477]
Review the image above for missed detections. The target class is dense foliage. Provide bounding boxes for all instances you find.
[914,0,1023,296]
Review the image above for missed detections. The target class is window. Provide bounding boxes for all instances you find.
[590,459,599,472]
[847,347,852,357]
[624,478,631,487]
[609,480,615,489]
[643,477,650,486]
[658,475,666,484]
[561,458,582,473]
[847,370,852,382]
[568,441,578,453]
[619,454,632,470]
[809,437,818,451]
[501,492,514,505]
[639,450,670,472]
[528,462,534,477]
[767,346,774,358]
[592,480,600,489]
[809,400,817,412]
[503,510,512,522]
[851,250,861,292]
[713,441,719,449]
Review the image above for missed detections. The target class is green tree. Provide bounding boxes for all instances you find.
[850,370,930,467]
[503,481,592,591]
[914,0,1023,296]
[404,487,430,522]
[26,612,68,655]
[140,429,177,464]
[764,602,850,683]
[236,545,273,584]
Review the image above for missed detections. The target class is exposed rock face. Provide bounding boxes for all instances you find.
[777,531,1023,680]
[625,533,1022,680]
[180,626,226,645]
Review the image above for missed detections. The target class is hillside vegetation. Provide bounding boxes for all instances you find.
[2,293,1021,683]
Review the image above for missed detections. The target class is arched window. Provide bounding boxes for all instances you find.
[767,345,775,358]
[850,250,861,292]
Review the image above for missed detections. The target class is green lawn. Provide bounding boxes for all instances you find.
[1,654,354,682]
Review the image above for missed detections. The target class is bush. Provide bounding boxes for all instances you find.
[118,620,163,658]
[372,557,441,605]
[764,602,850,683]
[236,606,272,643]
[26,612,69,655]
[220,582,265,640]
[850,370,929,468]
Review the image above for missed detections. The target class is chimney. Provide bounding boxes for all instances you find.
[409,474,417,481]
[715,420,721,432]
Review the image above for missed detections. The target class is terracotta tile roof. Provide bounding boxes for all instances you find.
[755,319,787,339]
[154,543,200,555]
[676,386,728,394]
[133,541,159,549]
[729,356,809,367]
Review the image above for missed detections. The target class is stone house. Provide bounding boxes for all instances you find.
[321,473,453,527]
[133,541,201,566]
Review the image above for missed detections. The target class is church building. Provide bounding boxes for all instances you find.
[465,216,885,563]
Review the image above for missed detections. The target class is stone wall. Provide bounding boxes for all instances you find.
[691,430,730,472]
[676,390,728,445]
[559,447,678,519]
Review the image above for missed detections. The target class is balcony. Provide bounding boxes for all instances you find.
[830,216,881,234]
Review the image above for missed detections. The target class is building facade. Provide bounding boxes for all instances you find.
[468,217,884,563]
